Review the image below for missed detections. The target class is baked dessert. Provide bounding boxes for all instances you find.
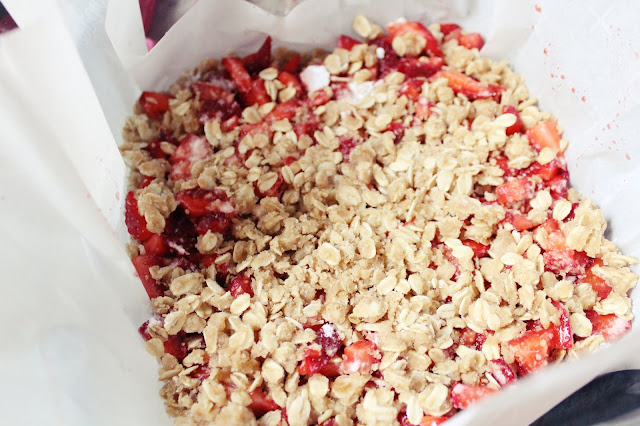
[120,15,638,426]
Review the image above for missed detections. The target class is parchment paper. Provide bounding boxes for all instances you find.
[0,0,638,425]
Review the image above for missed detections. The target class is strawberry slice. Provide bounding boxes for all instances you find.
[386,21,443,57]
[581,259,613,300]
[526,120,561,152]
[229,274,254,297]
[243,36,272,74]
[432,69,504,101]
[175,188,235,217]
[142,234,169,256]
[163,208,198,255]
[190,365,211,380]
[222,57,270,107]
[370,38,399,77]
[551,301,573,349]
[397,57,444,78]
[461,239,489,258]
[282,53,301,73]
[451,383,497,409]
[254,173,286,199]
[132,254,164,298]
[342,340,380,374]
[248,388,280,416]
[125,191,153,241]
[502,105,524,136]
[439,23,461,36]
[503,210,535,231]
[265,99,301,122]
[496,177,533,205]
[459,327,478,346]
[415,98,434,120]
[586,311,631,342]
[488,359,516,386]
[508,328,554,375]
[337,34,361,50]
[445,29,485,50]
[139,91,173,119]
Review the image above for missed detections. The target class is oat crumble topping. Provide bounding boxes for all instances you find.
[121,16,638,426]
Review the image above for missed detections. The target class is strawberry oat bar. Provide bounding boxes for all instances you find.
[120,15,638,426]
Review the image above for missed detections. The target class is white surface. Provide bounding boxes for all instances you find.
[0,0,638,425]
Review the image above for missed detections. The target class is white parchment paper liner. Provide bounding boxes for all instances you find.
[1,0,639,424]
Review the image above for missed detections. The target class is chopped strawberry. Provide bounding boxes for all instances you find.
[125,191,153,241]
[496,177,533,205]
[138,320,152,341]
[586,311,631,342]
[459,328,478,346]
[526,120,561,152]
[132,255,164,298]
[229,274,254,297]
[199,254,229,284]
[385,123,405,145]
[502,105,524,136]
[337,34,361,50]
[540,219,591,275]
[222,57,270,107]
[445,29,484,50]
[191,81,235,102]
[581,259,613,300]
[169,134,212,180]
[248,388,280,416]
[503,210,535,231]
[548,175,569,199]
[399,413,448,426]
[318,358,342,377]
[277,71,304,94]
[494,155,516,177]
[432,69,504,101]
[194,212,231,235]
[298,348,330,375]
[143,234,169,256]
[475,333,488,350]
[163,208,198,255]
[399,78,423,102]
[551,301,573,349]
[163,334,188,360]
[145,140,169,159]
[342,340,380,374]
[488,359,516,386]
[254,173,286,198]
[243,37,272,74]
[439,23,461,36]
[415,98,434,120]
[508,328,554,374]
[461,239,489,258]
[265,99,301,122]
[451,383,497,409]
[315,323,343,356]
[397,57,444,78]
[319,420,337,426]
[386,21,443,57]
[139,91,173,119]
[140,175,155,188]
[370,38,399,77]
[309,88,332,106]
[282,53,301,73]
[283,156,298,166]
[176,188,235,217]
[339,138,359,161]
